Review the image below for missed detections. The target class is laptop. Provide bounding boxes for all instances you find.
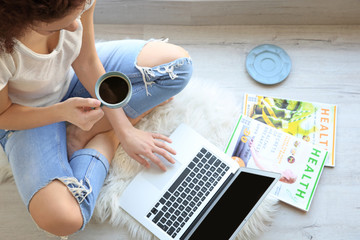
[119,123,280,240]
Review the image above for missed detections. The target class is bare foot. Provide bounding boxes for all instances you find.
[66,125,119,160]
[66,124,87,158]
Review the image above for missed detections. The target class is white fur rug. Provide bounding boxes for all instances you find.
[0,79,279,239]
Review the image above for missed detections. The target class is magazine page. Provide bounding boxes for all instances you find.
[225,115,328,211]
[243,93,337,167]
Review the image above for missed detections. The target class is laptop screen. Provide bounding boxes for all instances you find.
[187,171,276,239]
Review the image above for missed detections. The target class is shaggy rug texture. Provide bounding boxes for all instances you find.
[0,79,279,240]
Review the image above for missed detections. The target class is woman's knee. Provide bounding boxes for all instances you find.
[29,180,83,236]
[137,41,190,68]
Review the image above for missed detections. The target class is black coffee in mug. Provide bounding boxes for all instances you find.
[95,72,132,109]
[99,76,129,104]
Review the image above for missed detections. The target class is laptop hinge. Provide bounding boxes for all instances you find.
[179,172,235,240]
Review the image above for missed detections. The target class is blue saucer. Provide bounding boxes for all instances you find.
[246,44,291,85]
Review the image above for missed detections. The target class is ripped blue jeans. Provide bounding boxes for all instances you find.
[0,39,193,231]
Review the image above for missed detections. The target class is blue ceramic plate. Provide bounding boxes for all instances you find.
[246,44,291,85]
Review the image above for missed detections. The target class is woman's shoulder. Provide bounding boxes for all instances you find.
[0,50,16,67]
[0,51,16,89]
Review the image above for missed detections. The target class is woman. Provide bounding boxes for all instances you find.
[0,0,192,237]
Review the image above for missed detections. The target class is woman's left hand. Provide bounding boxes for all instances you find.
[119,127,176,171]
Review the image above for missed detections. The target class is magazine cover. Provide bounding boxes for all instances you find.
[243,93,337,167]
[225,115,328,211]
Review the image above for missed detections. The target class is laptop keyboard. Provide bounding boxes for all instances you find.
[146,147,230,238]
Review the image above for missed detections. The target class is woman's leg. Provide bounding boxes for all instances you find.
[28,131,117,236]
[5,122,113,236]
[123,40,193,119]
[5,123,79,236]
[94,38,192,119]
[28,180,83,236]
[29,131,118,236]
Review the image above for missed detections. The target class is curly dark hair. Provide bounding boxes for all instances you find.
[0,0,87,53]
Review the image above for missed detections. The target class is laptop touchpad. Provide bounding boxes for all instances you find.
[140,156,182,191]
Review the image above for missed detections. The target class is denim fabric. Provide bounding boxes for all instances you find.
[92,40,192,118]
[0,39,193,231]
[2,123,109,230]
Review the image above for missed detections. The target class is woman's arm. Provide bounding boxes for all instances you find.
[71,0,133,133]
[70,1,135,140]
[0,83,104,131]
[72,1,176,170]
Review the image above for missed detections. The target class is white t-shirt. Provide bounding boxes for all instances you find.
[0,0,95,107]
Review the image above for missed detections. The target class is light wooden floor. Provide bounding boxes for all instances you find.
[1,25,360,240]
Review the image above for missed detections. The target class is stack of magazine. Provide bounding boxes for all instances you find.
[225,93,337,211]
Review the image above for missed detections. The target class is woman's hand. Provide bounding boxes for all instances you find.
[119,127,176,171]
[59,97,104,131]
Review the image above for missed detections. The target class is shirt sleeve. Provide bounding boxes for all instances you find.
[0,54,15,91]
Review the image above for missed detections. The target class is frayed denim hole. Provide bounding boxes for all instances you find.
[135,58,189,96]
[58,177,92,204]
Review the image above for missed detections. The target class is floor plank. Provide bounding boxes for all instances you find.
[94,0,360,25]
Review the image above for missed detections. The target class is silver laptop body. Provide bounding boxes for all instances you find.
[119,123,280,240]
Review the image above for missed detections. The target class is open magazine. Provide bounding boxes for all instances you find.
[225,115,328,211]
[243,93,337,167]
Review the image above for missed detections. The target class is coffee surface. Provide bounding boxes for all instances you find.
[99,76,129,104]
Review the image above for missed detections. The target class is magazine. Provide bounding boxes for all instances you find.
[243,93,337,167]
[225,115,328,211]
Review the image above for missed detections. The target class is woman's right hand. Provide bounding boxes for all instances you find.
[59,97,104,131]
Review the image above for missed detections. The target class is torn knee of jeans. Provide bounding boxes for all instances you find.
[135,59,190,96]
[58,177,92,204]
[135,65,156,96]
[156,64,178,80]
